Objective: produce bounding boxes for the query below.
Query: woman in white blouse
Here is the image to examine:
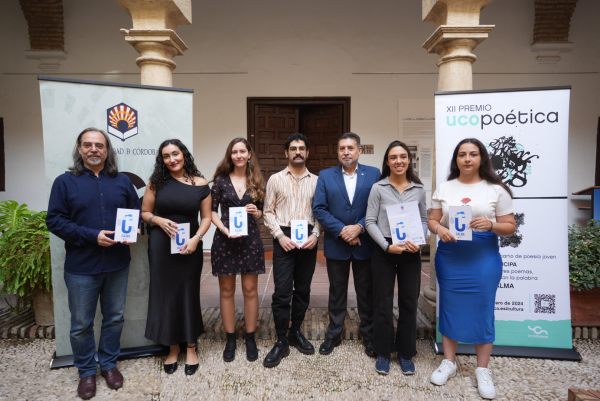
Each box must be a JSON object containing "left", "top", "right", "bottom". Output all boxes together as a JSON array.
[{"left": 428, "top": 138, "right": 516, "bottom": 400}]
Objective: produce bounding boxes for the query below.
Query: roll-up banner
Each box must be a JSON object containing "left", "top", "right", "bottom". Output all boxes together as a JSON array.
[
  {"left": 39, "top": 76, "right": 194, "bottom": 367},
  {"left": 434, "top": 86, "right": 580, "bottom": 360}
]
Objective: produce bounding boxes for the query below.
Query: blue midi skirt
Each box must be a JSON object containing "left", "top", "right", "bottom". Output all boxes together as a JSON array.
[{"left": 435, "top": 231, "right": 502, "bottom": 344}]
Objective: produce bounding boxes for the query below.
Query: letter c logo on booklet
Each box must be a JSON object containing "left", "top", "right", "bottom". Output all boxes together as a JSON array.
[
  {"left": 234, "top": 210, "right": 243, "bottom": 229},
  {"left": 295, "top": 223, "right": 304, "bottom": 241},
  {"left": 176, "top": 227, "right": 186, "bottom": 246},
  {"left": 455, "top": 211, "right": 466, "bottom": 232}
]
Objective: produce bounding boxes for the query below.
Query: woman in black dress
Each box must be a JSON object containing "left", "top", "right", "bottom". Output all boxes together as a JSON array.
[
  {"left": 141, "top": 139, "right": 212, "bottom": 375},
  {"left": 211, "top": 138, "right": 266, "bottom": 362}
]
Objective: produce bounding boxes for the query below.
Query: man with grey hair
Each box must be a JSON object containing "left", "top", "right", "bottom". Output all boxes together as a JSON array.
[
  {"left": 46, "top": 128, "right": 140, "bottom": 399},
  {"left": 313, "top": 132, "right": 380, "bottom": 357}
]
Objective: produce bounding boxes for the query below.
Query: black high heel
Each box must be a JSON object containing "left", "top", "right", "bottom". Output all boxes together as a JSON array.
[{"left": 184, "top": 343, "right": 199, "bottom": 375}]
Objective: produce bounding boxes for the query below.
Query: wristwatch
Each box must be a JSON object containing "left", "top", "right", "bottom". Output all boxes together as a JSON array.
[
  {"left": 357, "top": 223, "right": 365, "bottom": 233},
  {"left": 194, "top": 233, "right": 203, "bottom": 241},
  {"left": 313, "top": 231, "right": 320, "bottom": 238}
]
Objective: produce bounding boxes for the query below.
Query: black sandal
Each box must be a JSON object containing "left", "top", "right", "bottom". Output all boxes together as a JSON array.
[{"left": 184, "top": 343, "right": 199, "bottom": 375}]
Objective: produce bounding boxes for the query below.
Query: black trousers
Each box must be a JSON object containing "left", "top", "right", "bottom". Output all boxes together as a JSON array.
[
  {"left": 326, "top": 257, "right": 373, "bottom": 340},
  {"left": 272, "top": 227, "right": 318, "bottom": 336},
  {"left": 371, "top": 240, "right": 421, "bottom": 359}
]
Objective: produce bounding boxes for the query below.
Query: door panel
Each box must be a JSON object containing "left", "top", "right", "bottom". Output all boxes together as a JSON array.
[
  {"left": 248, "top": 98, "right": 349, "bottom": 251},
  {"left": 301, "top": 105, "right": 344, "bottom": 176}
]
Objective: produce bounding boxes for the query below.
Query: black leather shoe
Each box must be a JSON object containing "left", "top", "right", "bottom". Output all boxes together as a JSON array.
[
  {"left": 246, "top": 337, "right": 258, "bottom": 362},
  {"left": 77, "top": 375, "right": 96, "bottom": 400},
  {"left": 263, "top": 340, "right": 290, "bottom": 367},
  {"left": 364, "top": 338, "right": 376, "bottom": 357},
  {"left": 287, "top": 331, "right": 315, "bottom": 355},
  {"left": 319, "top": 337, "right": 342, "bottom": 355},
  {"left": 223, "top": 337, "right": 236, "bottom": 362},
  {"left": 163, "top": 361, "right": 178, "bottom": 374},
  {"left": 185, "top": 343, "right": 199, "bottom": 375},
  {"left": 184, "top": 363, "right": 199, "bottom": 375}
]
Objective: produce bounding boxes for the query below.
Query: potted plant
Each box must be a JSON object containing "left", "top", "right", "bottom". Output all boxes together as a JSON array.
[
  {"left": 0, "top": 203, "right": 54, "bottom": 326},
  {"left": 568, "top": 219, "right": 600, "bottom": 327}
]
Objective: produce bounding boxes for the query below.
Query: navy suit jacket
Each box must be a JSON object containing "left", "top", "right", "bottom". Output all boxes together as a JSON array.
[{"left": 313, "top": 163, "right": 381, "bottom": 260}]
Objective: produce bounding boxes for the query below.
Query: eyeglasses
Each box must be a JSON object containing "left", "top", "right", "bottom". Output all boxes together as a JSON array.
[
  {"left": 81, "top": 142, "right": 106, "bottom": 150},
  {"left": 288, "top": 146, "right": 306, "bottom": 152}
]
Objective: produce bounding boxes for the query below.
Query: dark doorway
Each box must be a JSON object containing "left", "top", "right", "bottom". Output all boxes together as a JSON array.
[
  {"left": 247, "top": 97, "right": 350, "bottom": 181},
  {"left": 247, "top": 97, "right": 350, "bottom": 251}
]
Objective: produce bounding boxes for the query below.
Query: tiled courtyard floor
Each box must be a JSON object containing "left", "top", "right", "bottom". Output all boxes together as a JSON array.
[
  {"left": 200, "top": 252, "right": 431, "bottom": 309},
  {"left": 1, "top": 337, "right": 599, "bottom": 400}
]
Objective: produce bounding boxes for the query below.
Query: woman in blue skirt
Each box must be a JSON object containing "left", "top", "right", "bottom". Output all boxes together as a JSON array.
[{"left": 428, "top": 138, "right": 516, "bottom": 400}]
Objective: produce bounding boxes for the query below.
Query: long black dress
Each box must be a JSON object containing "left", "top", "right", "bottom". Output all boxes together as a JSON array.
[{"left": 145, "top": 177, "right": 210, "bottom": 345}]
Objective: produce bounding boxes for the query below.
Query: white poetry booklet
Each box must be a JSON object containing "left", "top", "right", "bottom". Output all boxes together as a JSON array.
[
  {"left": 229, "top": 207, "right": 248, "bottom": 236},
  {"left": 291, "top": 220, "right": 308, "bottom": 247},
  {"left": 385, "top": 201, "right": 426, "bottom": 245},
  {"left": 114, "top": 208, "right": 139, "bottom": 242},
  {"left": 171, "top": 223, "right": 190, "bottom": 254},
  {"left": 449, "top": 206, "right": 472, "bottom": 241}
]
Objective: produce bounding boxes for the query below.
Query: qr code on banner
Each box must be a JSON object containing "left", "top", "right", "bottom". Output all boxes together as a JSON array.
[{"left": 534, "top": 294, "right": 556, "bottom": 314}]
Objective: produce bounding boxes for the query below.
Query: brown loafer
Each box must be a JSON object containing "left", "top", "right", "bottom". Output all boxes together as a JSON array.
[
  {"left": 101, "top": 367, "right": 124, "bottom": 389},
  {"left": 77, "top": 375, "right": 96, "bottom": 399}
]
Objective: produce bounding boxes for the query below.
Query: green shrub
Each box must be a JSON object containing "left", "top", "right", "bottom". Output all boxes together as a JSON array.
[
  {"left": 0, "top": 211, "right": 51, "bottom": 313},
  {"left": 568, "top": 219, "right": 600, "bottom": 291}
]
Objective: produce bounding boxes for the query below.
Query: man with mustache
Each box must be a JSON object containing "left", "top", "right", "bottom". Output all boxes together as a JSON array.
[
  {"left": 312, "top": 132, "right": 380, "bottom": 357},
  {"left": 263, "top": 133, "right": 323, "bottom": 367},
  {"left": 46, "top": 128, "right": 140, "bottom": 399}
]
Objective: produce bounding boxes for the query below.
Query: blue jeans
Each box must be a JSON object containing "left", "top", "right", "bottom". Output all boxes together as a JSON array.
[{"left": 64, "top": 266, "right": 129, "bottom": 378}]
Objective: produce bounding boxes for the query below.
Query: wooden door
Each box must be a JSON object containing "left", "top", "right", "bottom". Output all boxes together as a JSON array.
[
  {"left": 301, "top": 105, "right": 344, "bottom": 176},
  {"left": 253, "top": 105, "right": 299, "bottom": 182},
  {"left": 248, "top": 98, "right": 350, "bottom": 251}
]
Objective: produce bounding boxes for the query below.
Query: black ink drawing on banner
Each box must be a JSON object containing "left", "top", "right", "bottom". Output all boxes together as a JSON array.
[
  {"left": 488, "top": 136, "right": 539, "bottom": 188},
  {"left": 500, "top": 212, "right": 524, "bottom": 248}
]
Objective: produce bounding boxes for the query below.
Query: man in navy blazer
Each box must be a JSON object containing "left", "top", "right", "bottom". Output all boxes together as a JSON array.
[{"left": 313, "top": 132, "right": 380, "bottom": 357}]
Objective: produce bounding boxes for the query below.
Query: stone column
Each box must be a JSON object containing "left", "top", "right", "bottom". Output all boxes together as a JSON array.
[
  {"left": 115, "top": 0, "right": 191, "bottom": 87},
  {"left": 418, "top": 0, "right": 494, "bottom": 321}
]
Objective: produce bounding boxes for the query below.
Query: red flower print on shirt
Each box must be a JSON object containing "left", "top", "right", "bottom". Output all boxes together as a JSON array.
[{"left": 461, "top": 198, "right": 471, "bottom": 205}]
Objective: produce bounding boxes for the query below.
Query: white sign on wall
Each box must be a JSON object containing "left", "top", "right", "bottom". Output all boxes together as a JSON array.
[{"left": 434, "top": 87, "right": 573, "bottom": 351}]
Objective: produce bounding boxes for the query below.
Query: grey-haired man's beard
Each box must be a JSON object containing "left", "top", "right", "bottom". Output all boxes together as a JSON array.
[
  {"left": 85, "top": 153, "right": 103, "bottom": 166},
  {"left": 340, "top": 159, "right": 357, "bottom": 167}
]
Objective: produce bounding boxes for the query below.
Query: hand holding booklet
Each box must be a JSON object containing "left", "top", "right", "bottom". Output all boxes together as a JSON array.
[
  {"left": 229, "top": 207, "right": 248, "bottom": 236},
  {"left": 385, "top": 201, "right": 425, "bottom": 246},
  {"left": 291, "top": 220, "right": 308, "bottom": 247},
  {"left": 448, "top": 206, "right": 472, "bottom": 241},
  {"left": 171, "top": 223, "right": 190, "bottom": 254},
  {"left": 114, "top": 208, "right": 140, "bottom": 243}
]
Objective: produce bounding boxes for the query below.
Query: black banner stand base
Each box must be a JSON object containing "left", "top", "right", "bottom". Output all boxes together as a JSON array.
[
  {"left": 435, "top": 342, "right": 581, "bottom": 361},
  {"left": 50, "top": 344, "right": 169, "bottom": 369}
]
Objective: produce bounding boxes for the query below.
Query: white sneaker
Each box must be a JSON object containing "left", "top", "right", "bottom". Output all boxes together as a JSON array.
[
  {"left": 475, "top": 367, "right": 496, "bottom": 399},
  {"left": 430, "top": 359, "right": 457, "bottom": 385}
]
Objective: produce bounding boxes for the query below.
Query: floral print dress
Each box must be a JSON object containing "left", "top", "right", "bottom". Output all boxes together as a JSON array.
[{"left": 210, "top": 175, "right": 265, "bottom": 276}]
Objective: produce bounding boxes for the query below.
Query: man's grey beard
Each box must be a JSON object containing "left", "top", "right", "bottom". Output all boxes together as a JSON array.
[
  {"left": 340, "top": 159, "right": 357, "bottom": 167},
  {"left": 85, "top": 154, "right": 103, "bottom": 166}
]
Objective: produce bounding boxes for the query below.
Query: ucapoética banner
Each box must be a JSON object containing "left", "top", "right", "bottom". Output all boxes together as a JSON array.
[
  {"left": 434, "top": 86, "right": 572, "bottom": 350},
  {"left": 40, "top": 77, "right": 193, "bottom": 358}
]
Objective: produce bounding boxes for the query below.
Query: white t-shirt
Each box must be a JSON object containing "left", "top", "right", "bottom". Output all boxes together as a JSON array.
[{"left": 431, "top": 179, "right": 514, "bottom": 232}]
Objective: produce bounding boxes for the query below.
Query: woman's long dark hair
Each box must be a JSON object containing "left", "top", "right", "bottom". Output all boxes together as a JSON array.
[
  {"left": 211, "top": 138, "right": 265, "bottom": 202},
  {"left": 448, "top": 138, "right": 513, "bottom": 197},
  {"left": 149, "top": 139, "right": 203, "bottom": 191},
  {"left": 69, "top": 127, "right": 119, "bottom": 177},
  {"left": 379, "top": 140, "right": 423, "bottom": 185}
]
